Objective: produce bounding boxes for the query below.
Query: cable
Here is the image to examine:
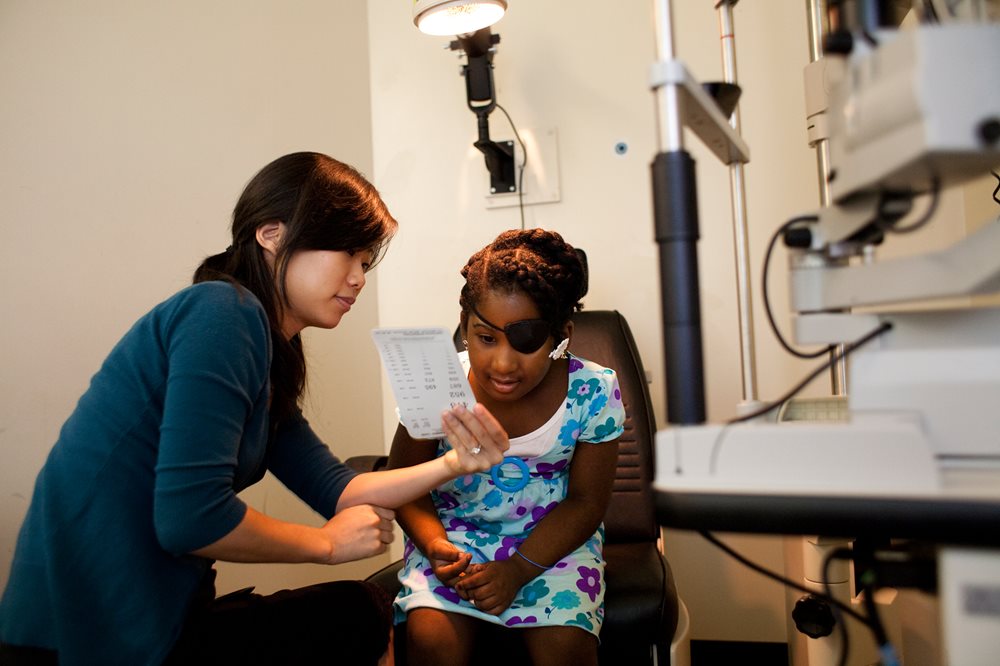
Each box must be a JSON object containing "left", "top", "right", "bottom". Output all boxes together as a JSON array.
[
  {"left": 707, "top": 320, "right": 892, "bottom": 473},
  {"left": 495, "top": 103, "right": 527, "bottom": 230},
  {"left": 822, "top": 547, "right": 854, "bottom": 666},
  {"left": 991, "top": 170, "right": 999, "bottom": 206},
  {"left": 761, "top": 215, "right": 833, "bottom": 360},
  {"left": 699, "top": 531, "right": 874, "bottom": 629},
  {"left": 882, "top": 178, "right": 940, "bottom": 234}
]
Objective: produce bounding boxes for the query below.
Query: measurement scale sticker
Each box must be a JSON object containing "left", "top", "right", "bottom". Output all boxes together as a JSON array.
[{"left": 371, "top": 327, "right": 477, "bottom": 440}]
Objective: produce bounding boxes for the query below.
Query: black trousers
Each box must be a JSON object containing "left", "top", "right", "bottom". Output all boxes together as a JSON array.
[
  {"left": 165, "top": 578, "right": 393, "bottom": 665},
  {"left": 1, "top": 578, "right": 392, "bottom": 666}
]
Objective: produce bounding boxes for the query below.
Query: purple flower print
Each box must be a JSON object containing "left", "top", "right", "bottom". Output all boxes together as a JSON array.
[
  {"left": 446, "top": 517, "right": 479, "bottom": 533},
  {"left": 505, "top": 615, "right": 538, "bottom": 627},
  {"left": 536, "top": 459, "right": 568, "bottom": 480},
  {"left": 525, "top": 501, "right": 558, "bottom": 530},
  {"left": 495, "top": 536, "right": 519, "bottom": 561},
  {"left": 435, "top": 492, "right": 460, "bottom": 511},
  {"left": 576, "top": 566, "right": 602, "bottom": 602},
  {"left": 433, "top": 585, "right": 462, "bottom": 604},
  {"left": 568, "top": 358, "right": 584, "bottom": 373}
]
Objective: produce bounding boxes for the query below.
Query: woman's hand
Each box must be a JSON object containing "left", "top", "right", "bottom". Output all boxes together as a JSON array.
[
  {"left": 453, "top": 558, "right": 534, "bottom": 615},
  {"left": 441, "top": 403, "right": 508, "bottom": 474},
  {"left": 319, "top": 504, "right": 395, "bottom": 564},
  {"left": 426, "top": 537, "right": 473, "bottom": 587}
]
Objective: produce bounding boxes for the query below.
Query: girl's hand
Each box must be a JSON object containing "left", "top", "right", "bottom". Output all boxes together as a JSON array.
[
  {"left": 441, "top": 403, "right": 508, "bottom": 474},
  {"left": 319, "top": 504, "right": 395, "bottom": 564},
  {"left": 426, "top": 537, "right": 473, "bottom": 587},
  {"left": 453, "top": 558, "right": 534, "bottom": 615}
]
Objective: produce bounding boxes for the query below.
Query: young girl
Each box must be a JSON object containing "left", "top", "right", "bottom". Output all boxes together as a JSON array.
[
  {"left": 0, "top": 152, "right": 507, "bottom": 666},
  {"left": 388, "top": 229, "right": 625, "bottom": 666}
]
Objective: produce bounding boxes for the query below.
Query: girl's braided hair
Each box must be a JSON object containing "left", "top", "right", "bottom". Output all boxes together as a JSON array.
[{"left": 459, "top": 229, "right": 586, "bottom": 333}]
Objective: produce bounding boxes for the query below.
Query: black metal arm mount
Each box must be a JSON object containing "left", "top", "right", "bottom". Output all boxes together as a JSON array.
[{"left": 450, "top": 28, "right": 516, "bottom": 194}]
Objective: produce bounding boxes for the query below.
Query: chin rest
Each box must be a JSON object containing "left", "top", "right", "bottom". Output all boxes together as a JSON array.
[{"left": 350, "top": 310, "right": 679, "bottom": 664}]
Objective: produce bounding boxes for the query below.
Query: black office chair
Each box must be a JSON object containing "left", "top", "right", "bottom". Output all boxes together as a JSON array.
[{"left": 350, "top": 310, "right": 680, "bottom": 664}]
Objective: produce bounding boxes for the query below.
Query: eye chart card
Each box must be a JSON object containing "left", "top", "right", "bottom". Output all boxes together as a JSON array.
[{"left": 371, "top": 327, "right": 477, "bottom": 440}]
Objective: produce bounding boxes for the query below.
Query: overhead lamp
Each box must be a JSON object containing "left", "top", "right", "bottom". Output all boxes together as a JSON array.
[
  {"left": 413, "top": 0, "right": 507, "bottom": 37},
  {"left": 414, "top": 0, "right": 516, "bottom": 195}
]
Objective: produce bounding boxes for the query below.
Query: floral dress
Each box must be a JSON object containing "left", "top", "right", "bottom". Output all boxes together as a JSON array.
[{"left": 394, "top": 353, "right": 625, "bottom": 637}]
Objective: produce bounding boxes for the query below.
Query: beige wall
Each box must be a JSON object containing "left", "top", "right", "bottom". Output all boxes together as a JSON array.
[{"left": 0, "top": 0, "right": 390, "bottom": 596}]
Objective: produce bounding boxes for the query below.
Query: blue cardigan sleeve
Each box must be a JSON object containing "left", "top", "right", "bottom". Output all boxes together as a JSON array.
[
  {"left": 153, "top": 284, "right": 271, "bottom": 555},
  {"left": 267, "top": 414, "right": 357, "bottom": 519}
]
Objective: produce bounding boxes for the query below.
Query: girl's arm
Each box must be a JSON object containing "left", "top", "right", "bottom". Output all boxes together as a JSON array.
[
  {"left": 455, "top": 438, "right": 620, "bottom": 612},
  {"left": 385, "top": 422, "right": 476, "bottom": 585},
  {"left": 511, "top": 437, "right": 619, "bottom": 566},
  {"left": 336, "top": 403, "right": 507, "bottom": 512}
]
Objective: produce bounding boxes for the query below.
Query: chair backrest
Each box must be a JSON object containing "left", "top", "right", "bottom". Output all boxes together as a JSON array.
[{"left": 568, "top": 310, "right": 658, "bottom": 545}]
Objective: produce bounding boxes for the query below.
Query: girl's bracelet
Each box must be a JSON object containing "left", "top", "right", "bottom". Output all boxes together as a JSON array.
[{"left": 513, "top": 547, "right": 552, "bottom": 571}]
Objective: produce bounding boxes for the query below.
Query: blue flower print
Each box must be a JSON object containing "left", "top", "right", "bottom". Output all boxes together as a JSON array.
[
  {"left": 569, "top": 378, "right": 601, "bottom": 406},
  {"left": 567, "top": 612, "right": 595, "bottom": 631},
  {"left": 593, "top": 417, "right": 619, "bottom": 441},
  {"left": 482, "top": 488, "right": 502, "bottom": 508},
  {"left": 505, "top": 615, "right": 538, "bottom": 627},
  {"left": 454, "top": 473, "right": 482, "bottom": 494},
  {"left": 469, "top": 529, "right": 501, "bottom": 548},
  {"left": 558, "top": 419, "right": 582, "bottom": 445},
  {"left": 551, "top": 590, "right": 582, "bottom": 610},
  {"left": 587, "top": 393, "right": 608, "bottom": 417},
  {"left": 515, "top": 579, "right": 550, "bottom": 607}
]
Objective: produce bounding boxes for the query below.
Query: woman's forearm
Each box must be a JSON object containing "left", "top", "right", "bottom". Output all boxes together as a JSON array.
[{"left": 190, "top": 506, "right": 331, "bottom": 564}]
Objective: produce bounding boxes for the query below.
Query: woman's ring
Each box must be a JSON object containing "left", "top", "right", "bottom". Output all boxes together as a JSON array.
[{"left": 471, "top": 446, "right": 482, "bottom": 455}]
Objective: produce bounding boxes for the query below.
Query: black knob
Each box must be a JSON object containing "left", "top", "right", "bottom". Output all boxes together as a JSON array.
[
  {"left": 979, "top": 118, "right": 1000, "bottom": 146},
  {"left": 823, "top": 31, "right": 854, "bottom": 56},
  {"left": 792, "top": 595, "right": 836, "bottom": 639}
]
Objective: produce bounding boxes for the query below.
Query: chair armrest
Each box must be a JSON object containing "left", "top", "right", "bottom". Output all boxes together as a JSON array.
[{"left": 344, "top": 454, "right": 389, "bottom": 474}]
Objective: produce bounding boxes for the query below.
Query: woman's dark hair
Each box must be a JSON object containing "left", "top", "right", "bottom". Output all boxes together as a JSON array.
[
  {"left": 194, "top": 152, "right": 397, "bottom": 426},
  {"left": 459, "top": 228, "right": 585, "bottom": 336}
]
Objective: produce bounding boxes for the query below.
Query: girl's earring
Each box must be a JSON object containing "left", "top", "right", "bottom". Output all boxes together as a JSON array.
[
  {"left": 549, "top": 338, "right": 569, "bottom": 360},
  {"left": 462, "top": 339, "right": 469, "bottom": 348}
]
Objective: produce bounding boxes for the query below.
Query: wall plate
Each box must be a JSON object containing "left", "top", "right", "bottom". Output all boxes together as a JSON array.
[{"left": 485, "top": 126, "right": 561, "bottom": 209}]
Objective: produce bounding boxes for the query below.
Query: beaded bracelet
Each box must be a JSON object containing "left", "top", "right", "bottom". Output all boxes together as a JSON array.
[{"left": 513, "top": 548, "right": 552, "bottom": 570}]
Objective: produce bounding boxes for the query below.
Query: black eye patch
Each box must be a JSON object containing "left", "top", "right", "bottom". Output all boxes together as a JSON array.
[{"left": 471, "top": 305, "right": 552, "bottom": 354}]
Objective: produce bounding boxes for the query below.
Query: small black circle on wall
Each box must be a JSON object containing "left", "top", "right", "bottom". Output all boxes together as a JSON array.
[{"left": 614, "top": 141, "right": 628, "bottom": 156}]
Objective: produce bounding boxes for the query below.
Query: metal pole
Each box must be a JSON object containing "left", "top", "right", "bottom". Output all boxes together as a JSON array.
[
  {"left": 651, "top": 0, "right": 707, "bottom": 425},
  {"left": 653, "top": 0, "right": 682, "bottom": 151},
  {"left": 806, "top": 0, "right": 848, "bottom": 396},
  {"left": 717, "top": 2, "right": 759, "bottom": 405}
]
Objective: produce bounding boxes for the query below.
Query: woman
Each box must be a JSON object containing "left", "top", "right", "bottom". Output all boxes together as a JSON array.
[{"left": 0, "top": 152, "right": 508, "bottom": 665}]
